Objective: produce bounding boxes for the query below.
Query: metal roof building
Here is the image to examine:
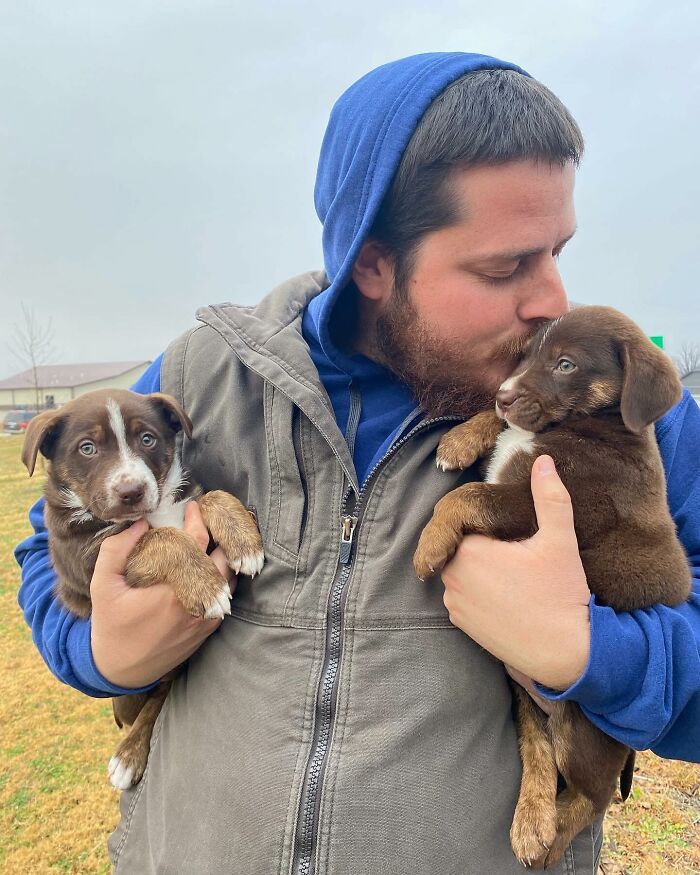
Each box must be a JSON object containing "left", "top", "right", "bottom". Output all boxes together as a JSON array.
[{"left": 0, "top": 361, "right": 151, "bottom": 409}]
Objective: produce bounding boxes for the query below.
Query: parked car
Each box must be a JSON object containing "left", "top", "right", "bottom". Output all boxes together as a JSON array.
[{"left": 3, "top": 410, "right": 40, "bottom": 433}]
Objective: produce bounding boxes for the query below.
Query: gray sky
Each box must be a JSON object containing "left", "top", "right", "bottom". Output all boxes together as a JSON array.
[{"left": 1, "top": 0, "right": 698, "bottom": 379}]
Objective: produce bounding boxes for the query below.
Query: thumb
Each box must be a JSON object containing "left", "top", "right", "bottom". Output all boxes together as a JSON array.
[
  {"left": 530, "top": 455, "right": 576, "bottom": 543},
  {"left": 94, "top": 519, "right": 149, "bottom": 579}
]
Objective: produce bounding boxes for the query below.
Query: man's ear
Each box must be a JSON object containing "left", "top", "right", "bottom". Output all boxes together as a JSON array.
[
  {"left": 351, "top": 239, "right": 395, "bottom": 303},
  {"left": 147, "top": 392, "right": 193, "bottom": 439},
  {"left": 21, "top": 409, "right": 66, "bottom": 476}
]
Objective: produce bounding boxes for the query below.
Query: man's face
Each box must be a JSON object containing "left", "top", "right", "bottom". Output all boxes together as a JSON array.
[{"left": 370, "top": 159, "right": 577, "bottom": 416}]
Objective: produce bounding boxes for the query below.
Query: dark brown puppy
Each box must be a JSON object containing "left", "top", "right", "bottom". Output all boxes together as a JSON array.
[
  {"left": 23, "top": 388, "right": 264, "bottom": 789},
  {"left": 413, "top": 306, "right": 691, "bottom": 869}
]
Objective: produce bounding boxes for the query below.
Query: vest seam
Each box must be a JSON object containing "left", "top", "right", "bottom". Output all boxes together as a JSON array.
[{"left": 283, "top": 414, "right": 318, "bottom": 622}]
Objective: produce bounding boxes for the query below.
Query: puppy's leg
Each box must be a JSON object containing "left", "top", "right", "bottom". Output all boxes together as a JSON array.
[
  {"left": 413, "top": 481, "right": 537, "bottom": 580},
  {"left": 125, "top": 527, "right": 232, "bottom": 619},
  {"left": 108, "top": 681, "right": 171, "bottom": 789},
  {"left": 509, "top": 685, "right": 558, "bottom": 869},
  {"left": 198, "top": 490, "right": 265, "bottom": 578},
  {"left": 436, "top": 410, "right": 504, "bottom": 471},
  {"left": 543, "top": 702, "right": 629, "bottom": 869}
]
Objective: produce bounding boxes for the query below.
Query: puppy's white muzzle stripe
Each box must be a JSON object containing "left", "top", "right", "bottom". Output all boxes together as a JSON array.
[{"left": 105, "top": 399, "right": 159, "bottom": 510}]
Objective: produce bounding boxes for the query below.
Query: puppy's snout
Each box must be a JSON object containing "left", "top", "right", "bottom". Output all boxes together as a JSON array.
[
  {"left": 496, "top": 387, "right": 521, "bottom": 410},
  {"left": 116, "top": 482, "right": 146, "bottom": 506}
]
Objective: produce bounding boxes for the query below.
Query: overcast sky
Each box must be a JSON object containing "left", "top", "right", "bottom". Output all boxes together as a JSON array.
[{"left": 1, "top": 0, "right": 698, "bottom": 379}]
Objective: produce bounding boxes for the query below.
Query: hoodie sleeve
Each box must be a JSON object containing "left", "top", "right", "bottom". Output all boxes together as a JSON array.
[
  {"left": 14, "top": 355, "right": 163, "bottom": 698},
  {"left": 536, "top": 390, "right": 700, "bottom": 762}
]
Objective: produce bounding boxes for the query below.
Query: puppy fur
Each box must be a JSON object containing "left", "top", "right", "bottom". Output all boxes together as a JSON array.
[
  {"left": 23, "top": 389, "right": 264, "bottom": 789},
  {"left": 414, "top": 306, "right": 691, "bottom": 868}
]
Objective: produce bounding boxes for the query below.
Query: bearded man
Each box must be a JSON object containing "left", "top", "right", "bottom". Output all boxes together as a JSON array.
[{"left": 17, "top": 52, "right": 700, "bottom": 874}]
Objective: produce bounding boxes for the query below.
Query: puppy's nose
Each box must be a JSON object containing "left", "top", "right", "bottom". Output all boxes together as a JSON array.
[
  {"left": 496, "top": 388, "right": 521, "bottom": 410},
  {"left": 117, "top": 483, "right": 145, "bottom": 506}
]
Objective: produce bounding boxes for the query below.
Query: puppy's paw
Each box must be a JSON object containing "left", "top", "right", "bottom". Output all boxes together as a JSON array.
[
  {"left": 435, "top": 422, "right": 488, "bottom": 471},
  {"left": 172, "top": 556, "right": 232, "bottom": 619},
  {"left": 229, "top": 548, "right": 265, "bottom": 578},
  {"left": 510, "top": 797, "right": 557, "bottom": 869},
  {"left": 413, "top": 520, "right": 459, "bottom": 581},
  {"left": 108, "top": 745, "right": 147, "bottom": 790},
  {"left": 202, "top": 582, "right": 233, "bottom": 619}
]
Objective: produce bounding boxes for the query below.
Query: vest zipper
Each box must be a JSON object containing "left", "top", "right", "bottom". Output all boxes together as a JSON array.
[{"left": 291, "top": 414, "right": 462, "bottom": 875}]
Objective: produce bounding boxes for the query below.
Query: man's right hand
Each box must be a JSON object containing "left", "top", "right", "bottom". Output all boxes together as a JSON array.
[{"left": 90, "top": 502, "right": 236, "bottom": 689}]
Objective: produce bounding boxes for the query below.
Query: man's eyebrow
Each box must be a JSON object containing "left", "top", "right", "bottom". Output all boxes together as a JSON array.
[{"left": 470, "top": 229, "right": 578, "bottom": 263}]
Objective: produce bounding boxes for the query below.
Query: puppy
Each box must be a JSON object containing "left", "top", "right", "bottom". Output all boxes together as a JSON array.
[
  {"left": 22, "top": 388, "right": 264, "bottom": 789},
  {"left": 413, "top": 306, "right": 691, "bottom": 869}
]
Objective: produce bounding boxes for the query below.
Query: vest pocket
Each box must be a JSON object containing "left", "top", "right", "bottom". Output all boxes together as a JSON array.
[{"left": 263, "top": 382, "right": 307, "bottom": 564}]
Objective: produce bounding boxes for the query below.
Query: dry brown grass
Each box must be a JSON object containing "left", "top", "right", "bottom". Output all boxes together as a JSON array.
[{"left": 1, "top": 433, "right": 698, "bottom": 873}]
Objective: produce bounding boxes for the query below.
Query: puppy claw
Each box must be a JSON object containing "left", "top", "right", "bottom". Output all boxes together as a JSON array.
[
  {"left": 203, "top": 585, "right": 232, "bottom": 619},
  {"left": 229, "top": 550, "right": 264, "bottom": 578},
  {"left": 435, "top": 455, "right": 458, "bottom": 472}
]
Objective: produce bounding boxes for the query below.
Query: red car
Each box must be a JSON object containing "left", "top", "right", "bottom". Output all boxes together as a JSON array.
[{"left": 3, "top": 410, "right": 40, "bottom": 433}]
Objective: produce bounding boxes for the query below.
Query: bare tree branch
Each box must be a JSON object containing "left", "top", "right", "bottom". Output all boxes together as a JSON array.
[
  {"left": 10, "top": 304, "right": 57, "bottom": 408},
  {"left": 673, "top": 342, "right": 700, "bottom": 380}
]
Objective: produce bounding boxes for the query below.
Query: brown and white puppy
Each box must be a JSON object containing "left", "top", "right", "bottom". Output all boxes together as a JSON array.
[
  {"left": 413, "top": 306, "right": 691, "bottom": 869},
  {"left": 23, "top": 388, "right": 264, "bottom": 790}
]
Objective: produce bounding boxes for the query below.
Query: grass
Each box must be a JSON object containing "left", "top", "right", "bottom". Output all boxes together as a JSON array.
[{"left": 0, "top": 433, "right": 699, "bottom": 872}]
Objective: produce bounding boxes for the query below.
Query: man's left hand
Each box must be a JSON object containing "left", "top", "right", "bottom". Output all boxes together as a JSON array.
[{"left": 441, "top": 454, "right": 591, "bottom": 691}]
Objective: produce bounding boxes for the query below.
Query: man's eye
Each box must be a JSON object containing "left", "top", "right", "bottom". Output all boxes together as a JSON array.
[
  {"left": 556, "top": 359, "right": 577, "bottom": 373},
  {"left": 483, "top": 266, "right": 520, "bottom": 285},
  {"left": 79, "top": 440, "right": 97, "bottom": 456},
  {"left": 141, "top": 432, "right": 157, "bottom": 448}
]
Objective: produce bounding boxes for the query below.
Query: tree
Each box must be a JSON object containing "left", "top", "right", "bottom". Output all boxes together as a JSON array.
[
  {"left": 674, "top": 342, "right": 700, "bottom": 380},
  {"left": 11, "top": 304, "right": 57, "bottom": 409}
]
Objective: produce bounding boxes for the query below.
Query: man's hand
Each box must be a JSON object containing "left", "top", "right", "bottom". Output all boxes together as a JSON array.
[
  {"left": 441, "top": 455, "right": 591, "bottom": 691},
  {"left": 90, "top": 502, "right": 236, "bottom": 689}
]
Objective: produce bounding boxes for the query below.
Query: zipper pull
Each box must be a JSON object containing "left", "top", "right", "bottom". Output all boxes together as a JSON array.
[{"left": 339, "top": 516, "right": 358, "bottom": 564}]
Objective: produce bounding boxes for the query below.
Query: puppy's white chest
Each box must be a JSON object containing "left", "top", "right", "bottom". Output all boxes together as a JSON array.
[
  {"left": 145, "top": 495, "right": 187, "bottom": 530},
  {"left": 486, "top": 426, "right": 536, "bottom": 484},
  {"left": 144, "top": 457, "right": 188, "bottom": 530}
]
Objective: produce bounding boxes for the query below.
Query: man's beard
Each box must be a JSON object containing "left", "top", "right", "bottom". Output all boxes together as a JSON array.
[{"left": 375, "top": 284, "right": 535, "bottom": 418}]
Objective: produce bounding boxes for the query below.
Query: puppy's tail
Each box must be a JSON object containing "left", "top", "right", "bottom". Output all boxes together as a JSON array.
[{"left": 619, "top": 749, "right": 636, "bottom": 801}]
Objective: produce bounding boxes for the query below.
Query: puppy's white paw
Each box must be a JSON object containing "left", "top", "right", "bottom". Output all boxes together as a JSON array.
[
  {"left": 203, "top": 584, "right": 232, "bottom": 619},
  {"left": 108, "top": 756, "right": 135, "bottom": 791},
  {"left": 230, "top": 550, "right": 265, "bottom": 578}
]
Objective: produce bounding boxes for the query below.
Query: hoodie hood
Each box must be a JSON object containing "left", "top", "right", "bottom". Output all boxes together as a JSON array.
[{"left": 310, "top": 51, "right": 527, "bottom": 361}]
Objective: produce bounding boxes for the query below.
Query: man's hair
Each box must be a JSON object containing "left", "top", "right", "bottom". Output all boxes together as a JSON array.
[{"left": 370, "top": 69, "right": 585, "bottom": 289}]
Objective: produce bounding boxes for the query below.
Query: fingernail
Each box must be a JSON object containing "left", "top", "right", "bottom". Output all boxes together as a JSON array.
[{"left": 535, "top": 455, "right": 556, "bottom": 477}]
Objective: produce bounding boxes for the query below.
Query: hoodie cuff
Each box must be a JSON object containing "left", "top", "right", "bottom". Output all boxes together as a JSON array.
[
  {"left": 534, "top": 594, "right": 648, "bottom": 713},
  {"left": 67, "top": 619, "right": 158, "bottom": 698}
]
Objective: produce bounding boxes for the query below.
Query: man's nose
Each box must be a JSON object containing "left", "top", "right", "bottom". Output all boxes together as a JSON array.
[{"left": 517, "top": 259, "right": 568, "bottom": 323}]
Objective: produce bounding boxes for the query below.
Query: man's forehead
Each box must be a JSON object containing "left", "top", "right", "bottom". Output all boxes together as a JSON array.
[{"left": 433, "top": 162, "right": 577, "bottom": 259}]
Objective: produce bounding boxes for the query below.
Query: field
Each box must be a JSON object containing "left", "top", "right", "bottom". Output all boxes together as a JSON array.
[{"left": 0, "top": 433, "right": 699, "bottom": 873}]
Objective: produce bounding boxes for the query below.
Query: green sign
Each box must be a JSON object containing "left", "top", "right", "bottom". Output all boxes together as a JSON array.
[{"left": 650, "top": 336, "right": 664, "bottom": 349}]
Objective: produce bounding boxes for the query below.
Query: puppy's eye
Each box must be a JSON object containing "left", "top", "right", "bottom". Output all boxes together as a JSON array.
[
  {"left": 79, "top": 440, "right": 97, "bottom": 457},
  {"left": 141, "top": 432, "right": 157, "bottom": 448},
  {"left": 556, "top": 359, "right": 577, "bottom": 373}
]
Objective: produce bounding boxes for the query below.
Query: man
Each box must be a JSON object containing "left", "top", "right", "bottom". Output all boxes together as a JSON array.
[{"left": 17, "top": 53, "right": 700, "bottom": 874}]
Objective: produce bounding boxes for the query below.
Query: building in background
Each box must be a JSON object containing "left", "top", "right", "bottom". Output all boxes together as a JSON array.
[
  {"left": 682, "top": 370, "right": 700, "bottom": 405},
  {"left": 0, "top": 361, "right": 151, "bottom": 410}
]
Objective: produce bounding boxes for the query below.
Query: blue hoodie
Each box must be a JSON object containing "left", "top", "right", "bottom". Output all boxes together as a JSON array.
[{"left": 15, "top": 52, "right": 700, "bottom": 761}]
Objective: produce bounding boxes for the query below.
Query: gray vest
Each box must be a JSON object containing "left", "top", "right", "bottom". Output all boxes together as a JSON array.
[{"left": 109, "top": 272, "right": 602, "bottom": 874}]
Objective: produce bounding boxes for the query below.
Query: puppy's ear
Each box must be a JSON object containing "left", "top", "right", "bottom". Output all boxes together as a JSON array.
[
  {"left": 21, "top": 409, "right": 66, "bottom": 476},
  {"left": 148, "top": 392, "right": 193, "bottom": 439},
  {"left": 619, "top": 339, "right": 682, "bottom": 433}
]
